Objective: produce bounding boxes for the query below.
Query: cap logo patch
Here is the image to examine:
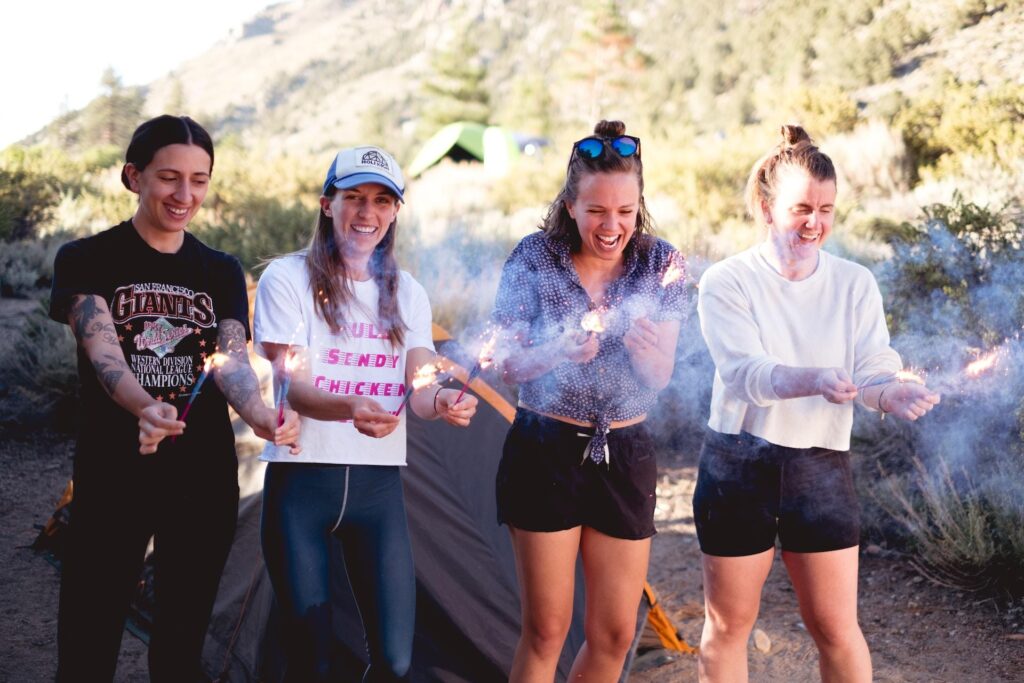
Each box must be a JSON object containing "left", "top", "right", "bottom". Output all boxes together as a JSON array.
[{"left": 360, "top": 150, "right": 389, "bottom": 169}]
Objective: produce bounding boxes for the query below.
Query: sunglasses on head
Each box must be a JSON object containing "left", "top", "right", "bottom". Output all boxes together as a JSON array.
[{"left": 572, "top": 135, "right": 641, "bottom": 160}]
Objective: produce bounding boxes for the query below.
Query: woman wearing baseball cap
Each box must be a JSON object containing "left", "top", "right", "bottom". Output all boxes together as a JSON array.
[{"left": 253, "top": 145, "right": 478, "bottom": 682}]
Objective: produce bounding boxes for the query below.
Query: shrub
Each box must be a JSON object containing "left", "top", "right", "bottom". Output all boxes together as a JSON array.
[
  {"left": 896, "top": 79, "right": 1024, "bottom": 180},
  {"left": 859, "top": 194, "right": 1024, "bottom": 595},
  {"left": 0, "top": 236, "right": 67, "bottom": 298},
  {"left": 0, "top": 303, "right": 79, "bottom": 431}
]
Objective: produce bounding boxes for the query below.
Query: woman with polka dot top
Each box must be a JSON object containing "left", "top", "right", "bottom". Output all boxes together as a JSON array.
[{"left": 491, "top": 119, "right": 689, "bottom": 682}]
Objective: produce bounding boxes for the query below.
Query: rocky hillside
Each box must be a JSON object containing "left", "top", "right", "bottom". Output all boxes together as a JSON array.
[{"left": 27, "top": 0, "right": 1024, "bottom": 157}]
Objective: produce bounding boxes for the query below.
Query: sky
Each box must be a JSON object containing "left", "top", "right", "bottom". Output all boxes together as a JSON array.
[{"left": 0, "top": 1, "right": 274, "bottom": 149}]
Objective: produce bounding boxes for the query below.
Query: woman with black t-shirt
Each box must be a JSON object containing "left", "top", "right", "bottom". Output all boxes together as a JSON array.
[{"left": 48, "top": 115, "right": 300, "bottom": 683}]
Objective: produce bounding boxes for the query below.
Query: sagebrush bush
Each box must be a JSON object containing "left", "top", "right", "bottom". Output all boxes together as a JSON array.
[
  {"left": 0, "top": 236, "right": 67, "bottom": 298},
  {"left": 857, "top": 194, "right": 1024, "bottom": 595},
  {"left": 0, "top": 304, "right": 79, "bottom": 431}
]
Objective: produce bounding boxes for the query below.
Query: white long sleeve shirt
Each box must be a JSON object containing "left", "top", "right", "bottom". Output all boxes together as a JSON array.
[{"left": 697, "top": 246, "right": 901, "bottom": 450}]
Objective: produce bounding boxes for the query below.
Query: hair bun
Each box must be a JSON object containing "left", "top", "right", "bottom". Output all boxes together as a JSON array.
[
  {"left": 594, "top": 120, "right": 626, "bottom": 137},
  {"left": 780, "top": 124, "right": 812, "bottom": 148}
]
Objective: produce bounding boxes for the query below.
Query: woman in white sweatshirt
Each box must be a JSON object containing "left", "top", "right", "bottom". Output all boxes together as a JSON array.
[{"left": 694, "top": 125, "right": 940, "bottom": 683}]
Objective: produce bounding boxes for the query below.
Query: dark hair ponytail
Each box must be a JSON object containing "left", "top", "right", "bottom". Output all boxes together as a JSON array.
[{"left": 120, "top": 115, "right": 215, "bottom": 189}]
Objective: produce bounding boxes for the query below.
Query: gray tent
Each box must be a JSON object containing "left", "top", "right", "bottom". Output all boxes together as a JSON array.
[{"left": 38, "top": 327, "right": 690, "bottom": 681}]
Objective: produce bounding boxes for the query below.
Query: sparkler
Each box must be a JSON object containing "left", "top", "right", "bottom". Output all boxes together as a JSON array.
[
  {"left": 173, "top": 353, "right": 229, "bottom": 441},
  {"left": 396, "top": 361, "right": 444, "bottom": 416},
  {"left": 453, "top": 331, "right": 498, "bottom": 406},
  {"left": 856, "top": 369, "right": 926, "bottom": 390},
  {"left": 276, "top": 350, "right": 300, "bottom": 427}
]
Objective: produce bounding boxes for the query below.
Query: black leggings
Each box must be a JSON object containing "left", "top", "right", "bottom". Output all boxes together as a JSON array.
[
  {"left": 261, "top": 462, "right": 415, "bottom": 683},
  {"left": 56, "top": 450, "right": 238, "bottom": 683}
]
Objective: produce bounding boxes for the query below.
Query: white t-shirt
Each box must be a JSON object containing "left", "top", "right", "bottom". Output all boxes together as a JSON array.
[
  {"left": 697, "top": 246, "right": 901, "bottom": 451},
  {"left": 253, "top": 253, "right": 434, "bottom": 465}
]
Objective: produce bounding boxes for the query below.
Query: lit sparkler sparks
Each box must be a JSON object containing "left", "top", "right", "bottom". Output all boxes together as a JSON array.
[
  {"left": 453, "top": 330, "right": 499, "bottom": 406},
  {"left": 964, "top": 349, "right": 1001, "bottom": 378},
  {"left": 396, "top": 361, "right": 444, "bottom": 416},
  {"left": 856, "top": 368, "right": 926, "bottom": 390},
  {"left": 581, "top": 308, "right": 608, "bottom": 335},
  {"left": 660, "top": 252, "right": 686, "bottom": 287}
]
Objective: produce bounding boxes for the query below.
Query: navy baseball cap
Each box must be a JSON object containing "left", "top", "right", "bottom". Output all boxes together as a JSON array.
[{"left": 322, "top": 146, "right": 405, "bottom": 201}]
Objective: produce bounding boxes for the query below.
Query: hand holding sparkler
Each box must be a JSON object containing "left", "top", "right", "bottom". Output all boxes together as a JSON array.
[
  {"left": 351, "top": 398, "right": 401, "bottom": 438},
  {"left": 876, "top": 381, "right": 941, "bottom": 421},
  {"left": 623, "top": 317, "right": 660, "bottom": 355},
  {"left": 434, "top": 388, "right": 478, "bottom": 427},
  {"left": 567, "top": 309, "right": 604, "bottom": 364},
  {"left": 138, "top": 403, "right": 185, "bottom": 455},
  {"left": 816, "top": 367, "right": 859, "bottom": 404}
]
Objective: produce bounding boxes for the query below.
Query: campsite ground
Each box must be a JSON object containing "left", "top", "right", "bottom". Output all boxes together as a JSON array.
[
  {"left": 4, "top": 436, "right": 1024, "bottom": 682},
  {"left": 1, "top": 300, "right": 1023, "bottom": 682}
]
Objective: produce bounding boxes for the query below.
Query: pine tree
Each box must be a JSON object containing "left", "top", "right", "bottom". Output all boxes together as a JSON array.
[{"left": 419, "top": 27, "right": 491, "bottom": 136}]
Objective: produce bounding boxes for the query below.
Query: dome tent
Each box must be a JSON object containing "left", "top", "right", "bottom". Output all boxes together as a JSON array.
[{"left": 407, "top": 122, "right": 521, "bottom": 178}]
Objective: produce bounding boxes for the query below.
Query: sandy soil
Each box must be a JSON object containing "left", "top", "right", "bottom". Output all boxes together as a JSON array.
[{"left": 2, "top": 297, "right": 1023, "bottom": 682}]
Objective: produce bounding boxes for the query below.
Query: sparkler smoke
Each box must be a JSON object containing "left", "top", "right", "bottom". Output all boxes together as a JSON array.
[
  {"left": 396, "top": 204, "right": 1022, "bottom": 524},
  {"left": 868, "top": 208, "right": 1024, "bottom": 518}
]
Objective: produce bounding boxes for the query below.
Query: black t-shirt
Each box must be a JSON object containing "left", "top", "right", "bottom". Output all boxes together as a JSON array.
[{"left": 50, "top": 221, "right": 250, "bottom": 462}]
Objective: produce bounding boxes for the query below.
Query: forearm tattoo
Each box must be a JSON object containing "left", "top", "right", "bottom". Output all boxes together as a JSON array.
[
  {"left": 70, "top": 295, "right": 118, "bottom": 345},
  {"left": 91, "top": 352, "right": 130, "bottom": 396},
  {"left": 216, "top": 320, "right": 261, "bottom": 413},
  {"left": 218, "top": 319, "right": 250, "bottom": 361}
]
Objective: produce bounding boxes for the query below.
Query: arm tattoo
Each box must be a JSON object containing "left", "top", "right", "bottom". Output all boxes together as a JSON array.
[
  {"left": 216, "top": 319, "right": 261, "bottom": 412},
  {"left": 91, "top": 353, "right": 130, "bottom": 396},
  {"left": 217, "top": 319, "right": 250, "bottom": 362},
  {"left": 218, "top": 361, "right": 261, "bottom": 413},
  {"left": 70, "top": 295, "right": 116, "bottom": 343}
]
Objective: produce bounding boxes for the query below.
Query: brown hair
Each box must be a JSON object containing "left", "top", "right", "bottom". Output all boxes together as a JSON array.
[
  {"left": 304, "top": 186, "right": 406, "bottom": 347},
  {"left": 745, "top": 124, "right": 836, "bottom": 225},
  {"left": 541, "top": 120, "right": 654, "bottom": 254}
]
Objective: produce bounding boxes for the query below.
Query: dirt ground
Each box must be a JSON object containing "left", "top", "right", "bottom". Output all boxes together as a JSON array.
[
  {"left": 4, "top": 436, "right": 1023, "bottom": 682},
  {"left": 2, "top": 297, "right": 1023, "bottom": 682}
]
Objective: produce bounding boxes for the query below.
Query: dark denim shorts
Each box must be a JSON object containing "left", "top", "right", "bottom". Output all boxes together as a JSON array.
[
  {"left": 693, "top": 429, "right": 860, "bottom": 556},
  {"left": 496, "top": 408, "right": 658, "bottom": 540}
]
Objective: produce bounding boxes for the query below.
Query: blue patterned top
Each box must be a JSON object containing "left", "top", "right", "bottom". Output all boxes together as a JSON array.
[{"left": 492, "top": 230, "right": 689, "bottom": 462}]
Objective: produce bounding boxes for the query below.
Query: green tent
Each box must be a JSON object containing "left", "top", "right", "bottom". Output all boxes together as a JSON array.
[{"left": 407, "top": 122, "right": 520, "bottom": 178}]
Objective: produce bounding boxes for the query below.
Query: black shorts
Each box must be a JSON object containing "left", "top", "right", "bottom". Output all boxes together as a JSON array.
[
  {"left": 693, "top": 429, "right": 860, "bottom": 556},
  {"left": 496, "top": 408, "right": 658, "bottom": 540}
]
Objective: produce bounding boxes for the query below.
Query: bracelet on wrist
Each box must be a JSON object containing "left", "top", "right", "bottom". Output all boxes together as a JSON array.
[
  {"left": 878, "top": 383, "right": 895, "bottom": 420},
  {"left": 433, "top": 385, "right": 444, "bottom": 416}
]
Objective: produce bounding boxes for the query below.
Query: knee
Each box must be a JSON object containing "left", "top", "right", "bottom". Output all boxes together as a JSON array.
[
  {"left": 703, "top": 604, "right": 759, "bottom": 645},
  {"left": 521, "top": 613, "right": 572, "bottom": 659},
  {"left": 584, "top": 618, "right": 637, "bottom": 658},
  {"left": 803, "top": 614, "right": 864, "bottom": 651}
]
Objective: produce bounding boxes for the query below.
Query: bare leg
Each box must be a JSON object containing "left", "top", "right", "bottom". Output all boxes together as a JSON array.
[
  {"left": 567, "top": 527, "right": 651, "bottom": 682},
  {"left": 698, "top": 549, "right": 775, "bottom": 682},
  {"left": 508, "top": 526, "right": 581, "bottom": 683},
  {"left": 782, "top": 547, "right": 871, "bottom": 683}
]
